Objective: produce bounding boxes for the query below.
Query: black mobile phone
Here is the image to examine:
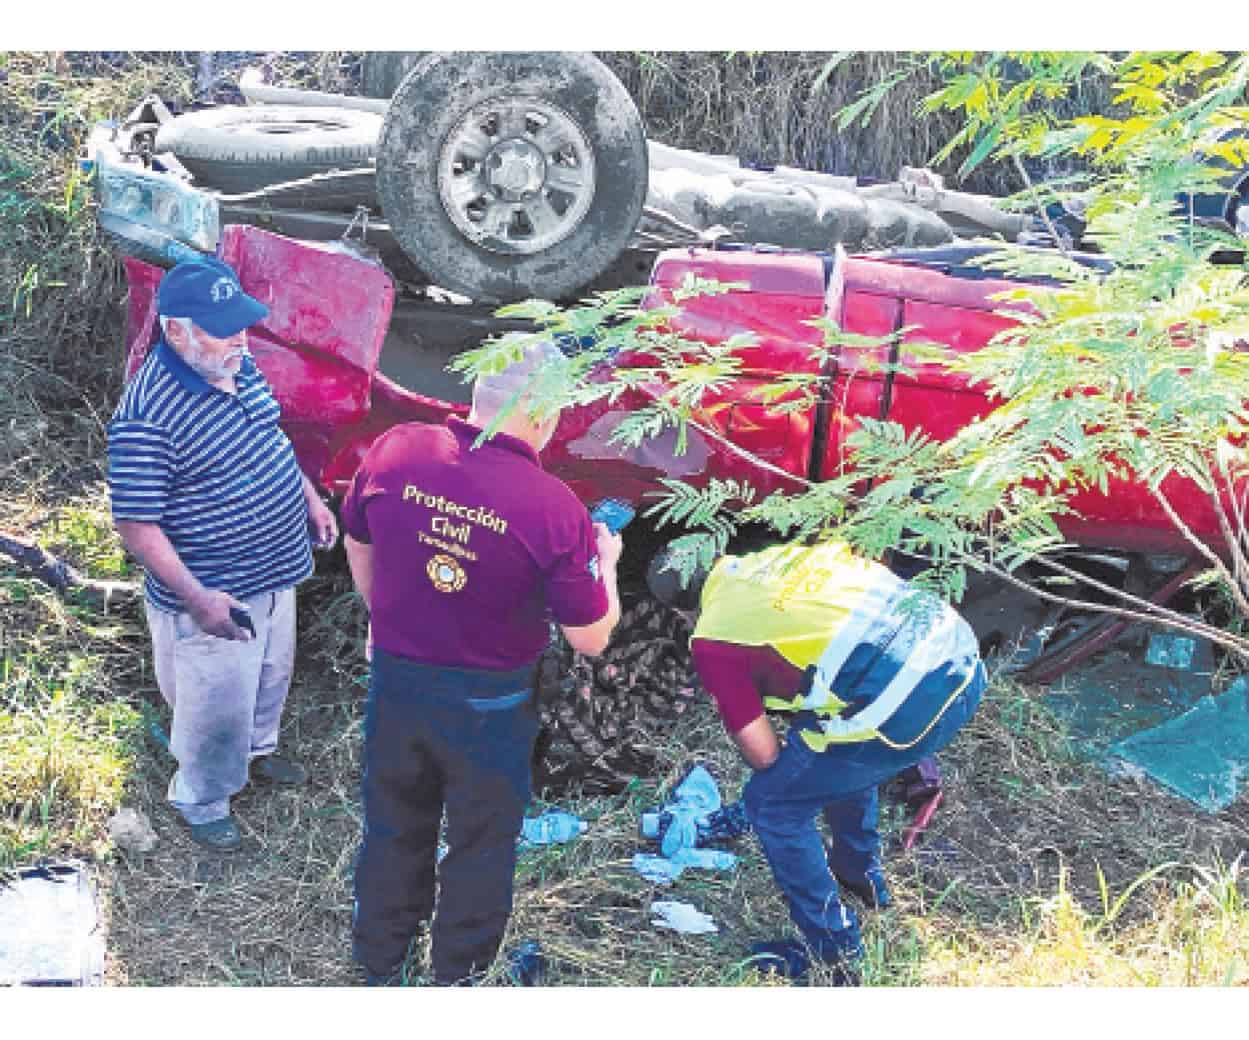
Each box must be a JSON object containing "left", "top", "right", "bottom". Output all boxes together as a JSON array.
[
  {"left": 229, "top": 606, "right": 256, "bottom": 637},
  {"left": 590, "top": 498, "right": 636, "bottom": 535}
]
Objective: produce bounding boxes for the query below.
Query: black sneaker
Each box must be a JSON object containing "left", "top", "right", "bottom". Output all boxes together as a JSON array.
[
  {"left": 251, "top": 754, "right": 308, "bottom": 786},
  {"left": 835, "top": 868, "right": 893, "bottom": 911},
  {"left": 750, "top": 940, "right": 811, "bottom": 982},
  {"left": 187, "top": 815, "right": 241, "bottom": 852},
  {"left": 751, "top": 938, "right": 862, "bottom": 986}
]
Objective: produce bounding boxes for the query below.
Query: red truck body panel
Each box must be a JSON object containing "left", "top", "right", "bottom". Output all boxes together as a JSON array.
[{"left": 119, "top": 227, "right": 1232, "bottom": 560}]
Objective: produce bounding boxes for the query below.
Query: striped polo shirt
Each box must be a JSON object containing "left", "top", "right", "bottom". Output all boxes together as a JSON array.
[{"left": 107, "top": 339, "right": 313, "bottom": 614}]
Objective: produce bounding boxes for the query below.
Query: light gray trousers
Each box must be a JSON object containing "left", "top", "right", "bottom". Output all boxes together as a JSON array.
[{"left": 145, "top": 587, "right": 297, "bottom": 825}]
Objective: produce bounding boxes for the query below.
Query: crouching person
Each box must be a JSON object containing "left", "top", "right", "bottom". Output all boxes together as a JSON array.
[
  {"left": 647, "top": 539, "right": 985, "bottom": 984},
  {"left": 342, "top": 338, "right": 622, "bottom": 986},
  {"left": 107, "top": 257, "right": 338, "bottom": 852}
]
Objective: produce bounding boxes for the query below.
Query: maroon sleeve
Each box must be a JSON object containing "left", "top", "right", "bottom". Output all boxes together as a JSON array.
[
  {"left": 690, "top": 639, "right": 768, "bottom": 735},
  {"left": 339, "top": 457, "right": 374, "bottom": 544},
  {"left": 544, "top": 507, "right": 609, "bottom": 628}
]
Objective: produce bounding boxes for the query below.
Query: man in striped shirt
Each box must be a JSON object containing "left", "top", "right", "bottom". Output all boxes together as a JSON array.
[
  {"left": 107, "top": 256, "right": 337, "bottom": 852},
  {"left": 648, "top": 539, "right": 985, "bottom": 984}
]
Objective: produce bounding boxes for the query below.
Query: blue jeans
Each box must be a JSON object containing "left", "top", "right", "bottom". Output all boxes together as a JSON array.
[
  {"left": 351, "top": 650, "right": 539, "bottom": 984},
  {"left": 742, "top": 662, "right": 985, "bottom": 959}
]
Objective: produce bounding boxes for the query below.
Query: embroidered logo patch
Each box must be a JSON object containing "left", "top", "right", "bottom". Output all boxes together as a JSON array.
[
  {"left": 427, "top": 553, "right": 467, "bottom": 593},
  {"left": 210, "top": 277, "right": 237, "bottom": 303}
]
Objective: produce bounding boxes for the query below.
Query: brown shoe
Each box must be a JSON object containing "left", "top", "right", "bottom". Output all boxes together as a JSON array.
[{"left": 251, "top": 754, "right": 308, "bottom": 786}]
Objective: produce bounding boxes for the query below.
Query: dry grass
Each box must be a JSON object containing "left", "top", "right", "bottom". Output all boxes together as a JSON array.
[
  {"left": 601, "top": 52, "right": 1113, "bottom": 196},
  {"left": 1, "top": 49, "right": 1245, "bottom": 989},
  {"left": 86, "top": 577, "right": 1249, "bottom": 986}
]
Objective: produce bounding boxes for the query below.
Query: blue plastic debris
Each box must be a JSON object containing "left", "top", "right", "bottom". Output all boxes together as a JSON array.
[
  {"left": 1108, "top": 679, "right": 1249, "bottom": 813},
  {"left": 632, "top": 848, "right": 738, "bottom": 885},
  {"left": 505, "top": 940, "right": 546, "bottom": 986},
  {"left": 1046, "top": 626, "right": 1216, "bottom": 752},
  {"left": 633, "top": 765, "right": 740, "bottom": 882},
  {"left": 650, "top": 899, "right": 719, "bottom": 934},
  {"left": 519, "top": 810, "right": 587, "bottom": 847}
]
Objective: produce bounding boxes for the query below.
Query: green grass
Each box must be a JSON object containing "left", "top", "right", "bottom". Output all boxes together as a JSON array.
[
  {"left": 0, "top": 647, "right": 142, "bottom": 872},
  {"left": 0, "top": 49, "right": 1244, "bottom": 987},
  {"left": 39, "top": 501, "right": 134, "bottom": 580}
]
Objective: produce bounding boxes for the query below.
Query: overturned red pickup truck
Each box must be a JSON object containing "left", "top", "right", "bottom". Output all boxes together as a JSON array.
[
  {"left": 121, "top": 224, "right": 1235, "bottom": 681},
  {"left": 121, "top": 224, "right": 1223, "bottom": 555}
]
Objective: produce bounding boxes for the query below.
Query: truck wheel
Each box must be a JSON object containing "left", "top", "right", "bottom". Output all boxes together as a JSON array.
[
  {"left": 360, "top": 51, "right": 428, "bottom": 99},
  {"left": 376, "top": 52, "right": 648, "bottom": 303},
  {"left": 154, "top": 105, "right": 382, "bottom": 197}
]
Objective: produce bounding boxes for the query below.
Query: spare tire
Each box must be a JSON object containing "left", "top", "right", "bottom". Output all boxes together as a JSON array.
[
  {"left": 154, "top": 105, "right": 382, "bottom": 197},
  {"left": 376, "top": 52, "right": 648, "bottom": 303}
]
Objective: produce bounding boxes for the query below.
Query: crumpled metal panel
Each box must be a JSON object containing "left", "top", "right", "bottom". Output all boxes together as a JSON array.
[{"left": 218, "top": 226, "right": 394, "bottom": 427}]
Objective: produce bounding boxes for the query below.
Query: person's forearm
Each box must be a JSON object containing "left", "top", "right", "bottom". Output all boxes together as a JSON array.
[
  {"left": 300, "top": 472, "right": 319, "bottom": 501},
  {"left": 115, "top": 520, "right": 205, "bottom": 605},
  {"left": 600, "top": 559, "right": 621, "bottom": 632},
  {"left": 344, "top": 535, "right": 374, "bottom": 611},
  {"left": 732, "top": 715, "right": 781, "bottom": 771}
]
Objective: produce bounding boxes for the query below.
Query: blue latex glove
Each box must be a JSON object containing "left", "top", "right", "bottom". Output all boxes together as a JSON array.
[
  {"left": 659, "top": 807, "right": 701, "bottom": 858},
  {"left": 632, "top": 848, "right": 737, "bottom": 883},
  {"left": 650, "top": 900, "right": 719, "bottom": 934},
  {"left": 632, "top": 853, "right": 682, "bottom": 884},
  {"left": 671, "top": 848, "right": 737, "bottom": 872},
  {"left": 657, "top": 765, "right": 724, "bottom": 857},
  {"left": 671, "top": 764, "right": 722, "bottom": 816}
]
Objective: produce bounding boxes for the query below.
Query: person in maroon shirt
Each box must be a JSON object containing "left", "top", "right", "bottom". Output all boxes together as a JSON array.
[{"left": 342, "top": 338, "right": 622, "bottom": 986}]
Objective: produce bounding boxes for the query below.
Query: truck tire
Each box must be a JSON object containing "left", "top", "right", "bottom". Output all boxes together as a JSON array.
[
  {"left": 154, "top": 105, "right": 382, "bottom": 197},
  {"left": 360, "top": 51, "right": 428, "bottom": 99},
  {"left": 376, "top": 52, "right": 648, "bottom": 303}
]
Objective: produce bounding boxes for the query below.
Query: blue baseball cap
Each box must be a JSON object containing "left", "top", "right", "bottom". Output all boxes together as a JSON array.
[{"left": 157, "top": 255, "right": 268, "bottom": 337}]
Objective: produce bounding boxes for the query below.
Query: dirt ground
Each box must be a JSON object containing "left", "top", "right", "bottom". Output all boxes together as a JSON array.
[{"left": 94, "top": 568, "right": 1249, "bottom": 987}]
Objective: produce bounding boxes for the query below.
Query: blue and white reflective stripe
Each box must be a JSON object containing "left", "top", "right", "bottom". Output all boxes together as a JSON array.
[
  {"left": 813, "top": 606, "right": 966, "bottom": 741},
  {"left": 800, "top": 577, "right": 907, "bottom": 711}
]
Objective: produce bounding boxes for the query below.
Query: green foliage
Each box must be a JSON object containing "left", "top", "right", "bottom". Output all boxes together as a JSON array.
[
  {"left": 0, "top": 651, "right": 142, "bottom": 870},
  {"left": 833, "top": 52, "right": 1249, "bottom": 645},
  {"left": 476, "top": 54, "right": 1249, "bottom": 655},
  {"left": 40, "top": 503, "right": 133, "bottom": 580},
  {"left": 450, "top": 274, "right": 755, "bottom": 460}
]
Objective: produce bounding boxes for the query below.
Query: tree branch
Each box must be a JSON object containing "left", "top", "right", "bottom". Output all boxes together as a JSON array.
[
  {"left": 970, "top": 553, "right": 1249, "bottom": 659},
  {"left": 0, "top": 530, "right": 140, "bottom": 611},
  {"left": 1150, "top": 482, "right": 1249, "bottom": 617}
]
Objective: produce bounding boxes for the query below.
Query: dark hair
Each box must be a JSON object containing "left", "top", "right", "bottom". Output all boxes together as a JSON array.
[{"left": 646, "top": 544, "right": 712, "bottom": 612}]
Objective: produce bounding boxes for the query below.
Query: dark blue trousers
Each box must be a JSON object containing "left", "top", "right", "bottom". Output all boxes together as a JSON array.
[
  {"left": 743, "top": 662, "right": 985, "bottom": 961},
  {"left": 351, "top": 650, "right": 539, "bottom": 984}
]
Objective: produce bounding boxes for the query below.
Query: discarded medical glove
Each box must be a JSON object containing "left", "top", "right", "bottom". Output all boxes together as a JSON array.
[
  {"left": 650, "top": 900, "right": 719, "bottom": 935},
  {"left": 638, "top": 764, "right": 731, "bottom": 857},
  {"left": 519, "top": 810, "right": 587, "bottom": 847},
  {"left": 632, "top": 853, "right": 681, "bottom": 884},
  {"left": 631, "top": 848, "right": 737, "bottom": 884}
]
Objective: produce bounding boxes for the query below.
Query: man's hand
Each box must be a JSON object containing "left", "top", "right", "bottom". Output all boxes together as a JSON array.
[
  {"left": 301, "top": 474, "right": 338, "bottom": 549},
  {"left": 185, "top": 587, "right": 253, "bottom": 641},
  {"left": 593, "top": 522, "right": 623, "bottom": 572},
  {"left": 307, "top": 494, "right": 339, "bottom": 549}
]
